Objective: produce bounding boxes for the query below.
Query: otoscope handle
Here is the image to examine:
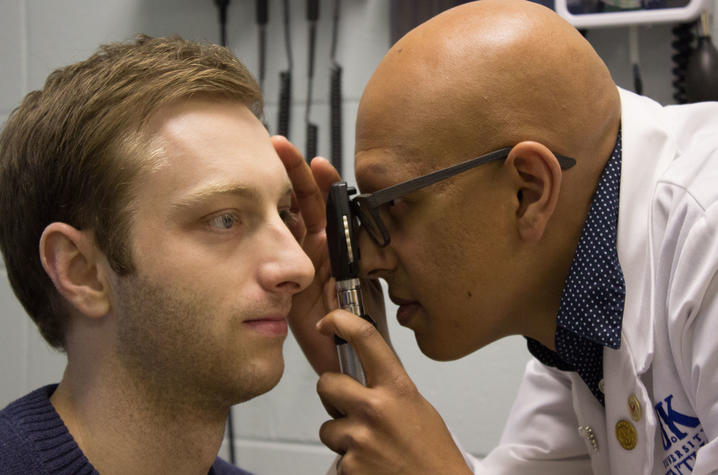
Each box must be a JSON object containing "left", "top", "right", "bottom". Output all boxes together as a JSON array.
[{"left": 337, "top": 341, "right": 365, "bottom": 385}]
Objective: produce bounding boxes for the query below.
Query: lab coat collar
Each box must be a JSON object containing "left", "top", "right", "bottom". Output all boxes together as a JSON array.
[{"left": 616, "top": 87, "right": 678, "bottom": 375}]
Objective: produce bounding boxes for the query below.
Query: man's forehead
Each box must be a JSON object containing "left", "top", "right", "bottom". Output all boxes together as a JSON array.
[{"left": 132, "top": 101, "right": 293, "bottom": 208}]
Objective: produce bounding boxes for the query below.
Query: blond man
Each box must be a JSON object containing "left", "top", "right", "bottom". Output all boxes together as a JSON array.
[{"left": 0, "top": 35, "right": 314, "bottom": 474}]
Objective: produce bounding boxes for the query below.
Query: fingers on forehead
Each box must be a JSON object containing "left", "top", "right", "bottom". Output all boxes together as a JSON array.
[{"left": 273, "top": 137, "right": 326, "bottom": 231}]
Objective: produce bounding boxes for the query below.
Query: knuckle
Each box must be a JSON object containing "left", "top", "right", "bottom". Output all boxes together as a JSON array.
[
  {"left": 391, "top": 374, "right": 419, "bottom": 399},
  {"left": 350, "top": 426, "right": 371, "bottom": 448},
  {"left": 356, "top": 394, "right": 383, "bottom": 423},
  {"left": 340, "top": 425, "right": 369, "bottom": 454}
]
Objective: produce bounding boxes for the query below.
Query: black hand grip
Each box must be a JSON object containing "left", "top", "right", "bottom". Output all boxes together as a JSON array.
[
  {"left": 307, "top": 0, "right": 319, "bottom": 21},
  {"left": 306, "top": 122, "right": 318, "bottom": 162},
  {"left": 256, "top": 0, "right": 268, "bottom": 24}
]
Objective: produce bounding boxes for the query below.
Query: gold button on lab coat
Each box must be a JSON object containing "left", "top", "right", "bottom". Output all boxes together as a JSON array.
[
  {"left": 616, "top": 420, "right": 638, "bottom": 450},
  {"left": 628, "top": 394, "right": 642, "bottom": 422}
]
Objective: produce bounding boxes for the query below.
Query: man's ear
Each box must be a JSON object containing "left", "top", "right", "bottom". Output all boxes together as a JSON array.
[
  {"left": 39, "top": 223, "right": 111, "bottom": 318},
  {"left": 504, "top": 141, "right": 563, "bottom": 242}
]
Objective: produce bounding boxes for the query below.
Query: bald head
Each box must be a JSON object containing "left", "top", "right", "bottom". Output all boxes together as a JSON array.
[
  {"left": 356, "top": 0, "right": 620, "bottom": 171},
  {"left": 352, "top": 0, "right": 624, "bottom": 357}
]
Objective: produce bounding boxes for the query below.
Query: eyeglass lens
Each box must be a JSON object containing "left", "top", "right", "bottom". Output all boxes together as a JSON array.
[{"left": 353, "top": 199, "right": 386, "bottom": 246}]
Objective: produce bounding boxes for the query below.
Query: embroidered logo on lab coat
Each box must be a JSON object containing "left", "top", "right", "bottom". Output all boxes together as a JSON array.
[{"left": 655, "top": 394, "right": 705, "bottom": 474}]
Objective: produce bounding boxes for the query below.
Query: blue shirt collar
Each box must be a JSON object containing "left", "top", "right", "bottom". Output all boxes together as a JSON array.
[{"left": 527, "top": 132, "right": 625, "bottom": 406}]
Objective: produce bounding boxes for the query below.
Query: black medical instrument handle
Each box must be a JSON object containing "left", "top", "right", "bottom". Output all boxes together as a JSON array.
[
  {"left": 256, "top": 0, "right": 268, "bottom": 24},
  {"left": 307, "top": 0, "right": 318, "bottom": 78},
  {"left": 305, "top": 0, "right": 319, "bottom": 160},
  {"left": 282, "top": 0, "right": 293, "bottom": 71},
  {"left": 214, "top": 0, "right": 230, "bottom": 47},
  {"left": 256, "top": 0, "right": 268, "bottom": 88},
  {"left": 307, "top": 0, "right": 319, "bottom": 21},
  {"left": 277, "top": 0, "right": 292, "bottom": 139},
  {"left": 330, "top": 65, "right": 343, "bottom": 176},
  {"left": 329, "top": 0, "right": 343, "bottom": 176}
]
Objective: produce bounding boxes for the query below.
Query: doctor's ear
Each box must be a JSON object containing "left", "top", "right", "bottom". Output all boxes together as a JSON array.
[
  {"left": 504, "top": 141, "right": 563, "bottom": 242},
  {"left": 39, "top": 222, "right": 111, "bottom": 319}
]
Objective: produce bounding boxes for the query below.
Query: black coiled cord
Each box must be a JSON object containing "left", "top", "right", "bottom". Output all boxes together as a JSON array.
[
  {"left": 278, "top": 71, "right": 292, "bottom": 138},
  {"left": 329, "top": 0, "right": 343, "bottom": 176},
  {"left": 305, "top": 122, "right": 318, "bottom": 160},
  {"left": 671, "top": 22, "right": 696, "bottom": 104},
  {"left": 330, "top": 64, "right": 343, "bottom": 177}
]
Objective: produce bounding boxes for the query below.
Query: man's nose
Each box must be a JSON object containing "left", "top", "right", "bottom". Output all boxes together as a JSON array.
[
  {"left": 357, "top": 227, "right": 397, "bottom": 280},
  {"left": 259, "top": 219, "right": 315, "bottom": 295}
]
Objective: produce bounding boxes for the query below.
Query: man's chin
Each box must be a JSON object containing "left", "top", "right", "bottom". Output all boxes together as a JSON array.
[
  {"left": 415, "top": 334, "right": 470, "bottom": 362},
  {"left": 229, "top": 358, "right": 285, "bottom": 404}
]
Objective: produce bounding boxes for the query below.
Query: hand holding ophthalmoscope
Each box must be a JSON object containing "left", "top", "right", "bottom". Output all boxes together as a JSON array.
[
  {"left": 325, "top": 181, "right": 376, "bottom": 384},
  {"left": 314, "top": 299, "right": 472, "bottom": 475},
  {"left": 273, "top": 136, "right": 469, "bottom": 474}
]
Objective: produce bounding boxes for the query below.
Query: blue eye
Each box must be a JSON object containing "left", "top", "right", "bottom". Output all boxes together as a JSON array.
[{"left": 208, "top": 212, "right": 239, "bottom": 230}]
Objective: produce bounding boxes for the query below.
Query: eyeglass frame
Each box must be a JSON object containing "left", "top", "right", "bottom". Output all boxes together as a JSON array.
[{"left": 351, "top": 146, "right": 576, "bottom": 247}]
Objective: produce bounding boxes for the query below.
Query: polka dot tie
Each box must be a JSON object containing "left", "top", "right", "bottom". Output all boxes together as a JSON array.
[{"left": 527, "top": 132, "right": 626, "bottom": 406}]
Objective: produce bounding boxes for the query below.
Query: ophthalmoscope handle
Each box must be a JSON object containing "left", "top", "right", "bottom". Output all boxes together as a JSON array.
[{"left": 326, "top": 182, "right": 375, "bottom": 384}]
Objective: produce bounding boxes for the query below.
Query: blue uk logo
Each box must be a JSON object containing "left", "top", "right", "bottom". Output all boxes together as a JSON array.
[
  {"left": 654, "top": 394, "right": 705, "bottom": 474},
  {"left": 655, "top": 395, "right": 701, "bottom": 451}
]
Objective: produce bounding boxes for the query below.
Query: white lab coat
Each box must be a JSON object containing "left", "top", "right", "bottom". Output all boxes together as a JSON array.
[{"left": 468, "top": 89, "right": 718, "bottom": 474}]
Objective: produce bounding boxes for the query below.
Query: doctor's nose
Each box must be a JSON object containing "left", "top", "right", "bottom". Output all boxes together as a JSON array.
[{"left": 358, "top": 227, "right": 397, "bottom": 280}]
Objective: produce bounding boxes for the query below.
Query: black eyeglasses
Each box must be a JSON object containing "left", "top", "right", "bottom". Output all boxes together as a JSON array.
[{"left": 352, "top": 147, "right": 576, "bottom": 247}]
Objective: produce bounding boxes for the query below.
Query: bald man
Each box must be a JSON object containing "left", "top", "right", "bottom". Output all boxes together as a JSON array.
[{"left": 279, "top": 0, "right": 718, "bottom": 473}]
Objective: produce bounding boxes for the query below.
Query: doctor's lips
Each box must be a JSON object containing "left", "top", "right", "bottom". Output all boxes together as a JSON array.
[
  {"left": 391, "top": 295, "right": 421, "bottom": 327},
  {"left": 243, "top": 314, "right": 289, "bottom": 337}
]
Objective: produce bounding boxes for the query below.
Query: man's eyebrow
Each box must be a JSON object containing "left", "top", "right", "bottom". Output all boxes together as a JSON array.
[{"left": 172, "top": 182, "right": 294, "bottom": 209}]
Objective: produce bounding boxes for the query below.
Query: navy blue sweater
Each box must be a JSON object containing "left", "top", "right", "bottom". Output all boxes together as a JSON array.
[{"left": 0, "top": 385, "right": 252, "bottom": 474}]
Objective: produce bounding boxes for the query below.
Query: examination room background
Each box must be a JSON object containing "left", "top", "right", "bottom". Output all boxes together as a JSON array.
[{"left": 1, "top": 1, "right": 717, "bottom": 473}]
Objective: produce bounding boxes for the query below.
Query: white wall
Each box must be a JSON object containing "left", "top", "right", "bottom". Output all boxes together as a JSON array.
[{"left": 1, "top": 1, "right": 717, "bottom": 474}]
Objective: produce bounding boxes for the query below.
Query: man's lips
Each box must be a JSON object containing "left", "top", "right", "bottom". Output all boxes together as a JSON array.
[
  {"left": 390, "top": 295, "right": 420, "bottom": 327},
  {"left": 389, "top": 294, "right": 415, "bottom": 307},
  {"left": 243, "top": 315, "right": 289, "bottom": 337}
]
